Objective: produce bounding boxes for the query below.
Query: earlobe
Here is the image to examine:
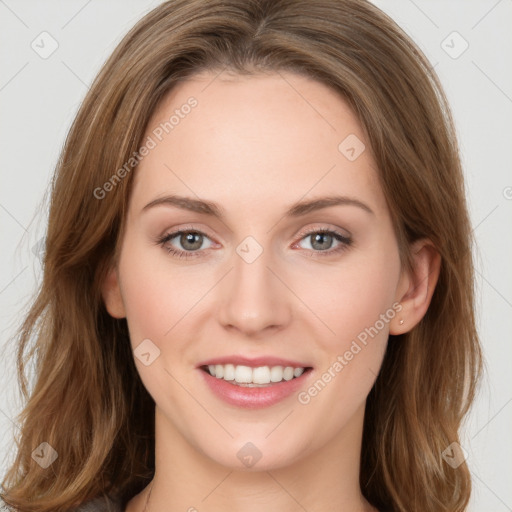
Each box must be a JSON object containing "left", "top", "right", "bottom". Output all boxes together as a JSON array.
[
  {"left": 390, "top": 239, "right": 441, "bottom": 335},
  {"left": 101, "top": 266, "right": 126, "bottom": 319}
]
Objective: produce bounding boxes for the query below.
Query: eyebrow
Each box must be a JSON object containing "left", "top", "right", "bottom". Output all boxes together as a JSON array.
[{"left": 141, "top": 194, "right": 374, "bottom": 218}]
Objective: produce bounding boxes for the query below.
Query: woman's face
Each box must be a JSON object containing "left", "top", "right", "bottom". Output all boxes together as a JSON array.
[{"left": 105, "top": 71, "right": 407, "bottom": 470}]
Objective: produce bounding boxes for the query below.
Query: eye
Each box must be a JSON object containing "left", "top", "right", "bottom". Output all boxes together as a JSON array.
[
  {"left": 157, "top": 227, "right": 352, "bottom": 260},
  {"left": 295, "top": 229, "right": 352, "bottom": 257},
  {"left": 157, "top": 229, "right": 214, "bottom": 259}
]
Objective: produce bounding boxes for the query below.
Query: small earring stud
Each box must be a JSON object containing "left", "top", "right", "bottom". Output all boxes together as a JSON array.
[{"left": 399, "top": 319, "right": 404, "bottom": 325}]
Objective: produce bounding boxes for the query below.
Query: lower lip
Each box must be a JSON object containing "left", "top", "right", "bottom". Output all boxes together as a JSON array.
[{"left": 199, "top": 368, "right": 312, "bottom": 409}]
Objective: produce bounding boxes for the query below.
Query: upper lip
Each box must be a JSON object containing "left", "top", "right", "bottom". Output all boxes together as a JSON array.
[{"left": 197, "top": 355, "right": 312, "bottom": 369}]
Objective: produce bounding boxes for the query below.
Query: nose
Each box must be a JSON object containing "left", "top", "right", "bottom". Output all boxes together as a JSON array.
[{"left": 216, "top": 245, "right": 292, "bottom": 337}]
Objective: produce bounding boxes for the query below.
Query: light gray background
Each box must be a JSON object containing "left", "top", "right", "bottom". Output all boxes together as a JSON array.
[{"left": 1, "top": 1, "right": 511, "bottom": 510}]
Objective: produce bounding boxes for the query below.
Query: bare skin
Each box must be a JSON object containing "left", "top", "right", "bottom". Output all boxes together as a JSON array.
[{"left": 102, "top": 70, "right": 440, "bottom": 512}]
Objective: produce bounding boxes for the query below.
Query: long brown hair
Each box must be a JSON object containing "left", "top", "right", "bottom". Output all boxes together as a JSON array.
[{"left": 1, "top": 1, "right": 482, "bottom": 510}]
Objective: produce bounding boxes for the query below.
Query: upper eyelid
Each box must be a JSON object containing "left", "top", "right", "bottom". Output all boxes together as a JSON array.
[{"left": 295, "top": 224, "right": 351, "bottom": 240}]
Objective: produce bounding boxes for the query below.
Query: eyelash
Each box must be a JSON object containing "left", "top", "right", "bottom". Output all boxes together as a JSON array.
[{"left": 156, "top": 227, "right": 352, "bottom": 260}]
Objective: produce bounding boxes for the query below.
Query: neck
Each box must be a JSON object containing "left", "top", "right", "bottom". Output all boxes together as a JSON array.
[{"left": 127, "top": 403, "right": 375, "bottom": 512}]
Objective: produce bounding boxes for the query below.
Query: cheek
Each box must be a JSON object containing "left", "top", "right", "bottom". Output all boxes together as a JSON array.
[
  {"left": 116, "top": 240, "right": 209, "bottom": 412},
  {"left": 300, "top": 250, "right": 401, "bottom": 351},
  {"left": 116, "top": 237, "right": 205, "bottom": 350},
  {"left": 294, "top": 246, "right": 401, "bottom": 419}
]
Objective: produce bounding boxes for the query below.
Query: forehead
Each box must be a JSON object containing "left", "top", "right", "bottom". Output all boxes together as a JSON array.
[{"left": 131, "top": 71, "right": 387, "bottom": 218}]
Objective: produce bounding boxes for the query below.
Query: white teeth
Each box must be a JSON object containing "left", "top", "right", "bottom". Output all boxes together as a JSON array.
[
  {"left": 224, "top": 364, "right": 235, "bottom": 381},
  {"left": 252, "top": 366, "right": 271, "bottom": 384},
  {"left": 293, "top": 367, "right": 304, "bottom": 377},
  {"left": 205, "top": 363, "right": 307, "bottom": 385},
  {"left": 270, "top": 366, "right": 283, "bottom": 382},
  {"left": 283, "top": 366, "right": 294, "bottom": 381},
  {"left": 234, "top": 365, "right": 253, "bottom": 383}
]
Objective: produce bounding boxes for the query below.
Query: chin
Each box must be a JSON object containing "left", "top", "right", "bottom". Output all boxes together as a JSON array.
[{"left": 193, "top": 432, "right": 310, "bottom": 472}]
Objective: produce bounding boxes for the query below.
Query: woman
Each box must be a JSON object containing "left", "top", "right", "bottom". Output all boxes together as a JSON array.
[{"left": 0, "top": 0, "right": 482, "bottom": 511}]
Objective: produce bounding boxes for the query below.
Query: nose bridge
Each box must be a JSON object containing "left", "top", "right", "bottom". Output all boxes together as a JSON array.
[{"left": 217, "top": 236, "right": 291, "bottom": 335}]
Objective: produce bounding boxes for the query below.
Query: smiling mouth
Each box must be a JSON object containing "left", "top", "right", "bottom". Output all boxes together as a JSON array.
[{"left": 201, "top": 364, "right": 313, "bottom": 387}]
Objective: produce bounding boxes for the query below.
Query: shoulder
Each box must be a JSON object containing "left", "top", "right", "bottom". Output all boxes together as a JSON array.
[
  {"left": 72, "top": 494, "right": 123, "bottom": 512},
  {"left": 0, "top": 494, "right": 123, "bottom": 512}
]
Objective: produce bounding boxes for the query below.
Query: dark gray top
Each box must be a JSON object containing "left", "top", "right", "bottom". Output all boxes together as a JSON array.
[
  {"left": 0, "top": 494, "right": 123, "bottom": 511},
  {"left": 71, "top": 494, "right": 123, "bottom": 511}
]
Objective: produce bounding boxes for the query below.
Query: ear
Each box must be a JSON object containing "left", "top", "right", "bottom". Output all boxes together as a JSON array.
[
  {"left": 389, "top": 239, "right": 441, "bottom": 335},
  {"left": 101, "top": 265, "right": 126, "bottom": 319}
]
